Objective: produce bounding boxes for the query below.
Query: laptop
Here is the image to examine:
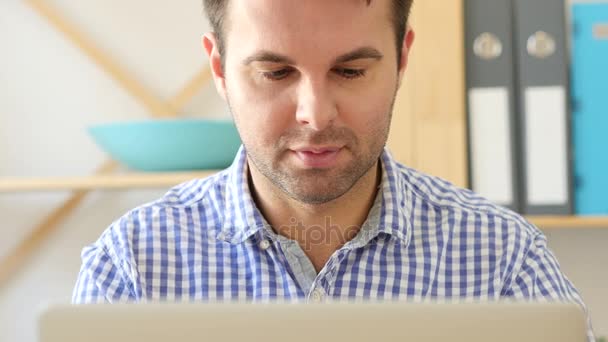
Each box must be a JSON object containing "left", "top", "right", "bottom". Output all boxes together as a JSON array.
[{"left": 38, "top": 301, "right": 588, "bottom": 342}]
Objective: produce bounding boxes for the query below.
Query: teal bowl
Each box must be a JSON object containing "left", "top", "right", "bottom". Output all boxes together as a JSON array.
[{"left": 88, "top": 119, "right": 242, "bottom": 172}]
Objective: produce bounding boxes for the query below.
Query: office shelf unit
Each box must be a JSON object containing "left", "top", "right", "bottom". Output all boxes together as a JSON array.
[
  {"left": 2, "top": 0, "right": 605, "bottom": 288},
  {"left": 3, "top": 0, "right": 604, "bottom": 228}
]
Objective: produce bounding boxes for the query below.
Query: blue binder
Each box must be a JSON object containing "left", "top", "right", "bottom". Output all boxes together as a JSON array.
[{"left": 571, "top": 3, "right": 608, "bottom": 214}]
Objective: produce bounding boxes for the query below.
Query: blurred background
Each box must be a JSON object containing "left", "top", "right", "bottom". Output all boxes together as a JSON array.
[{"left": 0, "top": 0, "right": 607, "bottom": 341}]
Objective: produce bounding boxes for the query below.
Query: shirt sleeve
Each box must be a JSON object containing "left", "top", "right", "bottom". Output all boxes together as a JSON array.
[
  {"left": 72, "top": 238, "right": 136, "bottom": 304},
  {"left": 502, "top": 233, "right": 596, "bottom": 342}
]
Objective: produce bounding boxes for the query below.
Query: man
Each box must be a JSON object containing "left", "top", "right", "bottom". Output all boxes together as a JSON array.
[{"left": 73, "top": 0, "right": 594, "bottom": 339}]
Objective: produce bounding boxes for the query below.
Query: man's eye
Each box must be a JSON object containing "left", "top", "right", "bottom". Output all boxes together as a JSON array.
[
  {"left": 335, "top": 68, "right": 366, "bottom": 79},
  {"left": 261, "top": 68, "right": 292, "bottom": 81}
]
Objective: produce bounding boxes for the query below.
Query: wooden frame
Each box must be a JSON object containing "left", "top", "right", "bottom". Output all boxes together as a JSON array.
[{"left": 387, "top": 0, "right": 468, "bottom": 189}]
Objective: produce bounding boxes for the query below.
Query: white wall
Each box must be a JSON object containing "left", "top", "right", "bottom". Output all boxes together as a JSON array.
[
  {"left": 0, "top": 0, "right": 606, "bottom": 341},
  {"left": 0, "top": 1, "right": 227, "bottom": 341}
]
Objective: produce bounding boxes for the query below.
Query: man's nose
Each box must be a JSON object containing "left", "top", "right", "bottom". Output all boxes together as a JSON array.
[{"left": 295, "top": 78, "right": 338, "bottom": 131}]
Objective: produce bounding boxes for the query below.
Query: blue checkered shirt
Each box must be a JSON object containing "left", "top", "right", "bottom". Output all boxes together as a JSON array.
[{"left": 73, "top": 146, "right": 594, "bottom": 340}]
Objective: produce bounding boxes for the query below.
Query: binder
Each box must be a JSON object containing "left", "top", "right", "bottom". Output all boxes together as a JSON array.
[
  {"left": 465, "top": 0, "right": 521, "bottom": 211},
  {"left": 571, "top": 3, "right": 608, "bottom": 215},
  {"left": 512, "top": 0, "right": 573, "bottom": 215}
]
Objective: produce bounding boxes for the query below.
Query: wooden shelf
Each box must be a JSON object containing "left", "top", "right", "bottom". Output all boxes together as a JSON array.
[
  {"left": 526, "top": 216, "right": 608, "bottom": 229},
  {"left": 2, "top": 174, "right": 607, "bottom": 228},
  {"left": 0, "top": 171, "right": 219, "bottom": 192}
]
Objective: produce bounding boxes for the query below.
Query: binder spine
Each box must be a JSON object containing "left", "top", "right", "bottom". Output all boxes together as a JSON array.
[
  {"left": 465, "top": 0, "right": 520, "bottom": 212},
  {"left": 512, "top": 0, "right": 573, "bottom": 215},
  {"left": 571, "top": 3, "right": 608, "bottom": 215}
]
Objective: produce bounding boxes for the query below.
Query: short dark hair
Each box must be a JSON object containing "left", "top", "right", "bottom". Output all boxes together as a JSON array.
[{"left": 203, "top": 0, "right": 413, "bottom": 66}]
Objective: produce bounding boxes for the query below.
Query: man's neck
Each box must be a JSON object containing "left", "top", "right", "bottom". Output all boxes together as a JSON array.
[{"left": 248, "top": 161, "right": 381, "bottom": 271}]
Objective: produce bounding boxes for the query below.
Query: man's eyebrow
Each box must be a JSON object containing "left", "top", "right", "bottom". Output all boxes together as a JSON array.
[
  {"left": 242, "top": 47, "right": 384, "bottom": 66},
  {"left": 243, "top": 51, "right": 296, "bottom": 65},
  {"left": 332, "top": 47, "right": 384, "bottom": 64}
]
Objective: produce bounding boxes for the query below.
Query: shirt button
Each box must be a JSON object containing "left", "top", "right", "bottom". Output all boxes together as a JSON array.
[
  {"left": 259, "top": 240, "right": 271, "bottom": 251},
  {"left": 310, "top": 289, "right": 325, "bottom": 303}
]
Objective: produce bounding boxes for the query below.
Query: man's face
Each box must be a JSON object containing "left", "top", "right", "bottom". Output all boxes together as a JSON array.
[{"left": 208, "top": 0, "right": 412, "bottom": 204}]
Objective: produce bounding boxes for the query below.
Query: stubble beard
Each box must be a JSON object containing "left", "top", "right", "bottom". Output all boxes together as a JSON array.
[{"left": 227, "top": 91, "right": 396, "bottom": 205}]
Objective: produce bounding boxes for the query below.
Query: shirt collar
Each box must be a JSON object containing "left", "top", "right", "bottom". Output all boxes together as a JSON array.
[
  {"left": 219, "top": 146, "right": 413, "bottom": 247},
  {"left": 219, "top": 145, "right": 267, "bottom": 243}
]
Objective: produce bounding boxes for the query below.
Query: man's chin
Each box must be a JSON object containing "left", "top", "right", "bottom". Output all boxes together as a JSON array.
[
  {"left": 279, "top": 176, "right": 352, "bottom": 203},
  {"left": 284, "top": 189, "right": 346, "bottom": 205}
]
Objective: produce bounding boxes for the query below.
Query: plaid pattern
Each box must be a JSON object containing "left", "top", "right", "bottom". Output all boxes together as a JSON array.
[{"left": 73, "top": 146, "right": 594, "bottom": 340}]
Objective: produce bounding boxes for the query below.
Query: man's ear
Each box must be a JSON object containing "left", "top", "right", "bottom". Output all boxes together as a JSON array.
[
  {"left": 203, "top": 33, "right": 228, "bottom": 101},
  {"left": 397, "top": 26, "right": 415, "bottom": 89}
]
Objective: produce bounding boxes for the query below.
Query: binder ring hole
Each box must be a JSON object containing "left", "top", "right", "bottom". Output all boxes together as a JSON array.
[
  {"left": 527, "top": 31, "right": 556, "bottom": 59},
  {"left": 473, "top": 32, "right": 503, "bottom": 60}
]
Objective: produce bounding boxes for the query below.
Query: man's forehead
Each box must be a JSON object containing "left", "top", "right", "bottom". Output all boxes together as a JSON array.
[
  {"left": 231, "top": 0, "right": 382, "bottom": 13},
  {"left": 224, "top": 0, "right": 393, "bottom": 62},
  {"left": 225, "top": 0, "right": 391, "bottom": 37}
]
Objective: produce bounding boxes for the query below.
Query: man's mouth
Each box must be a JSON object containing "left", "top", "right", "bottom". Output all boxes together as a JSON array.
[{"left": 291, "top": 146, "right": 344, "bottom": 168}]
